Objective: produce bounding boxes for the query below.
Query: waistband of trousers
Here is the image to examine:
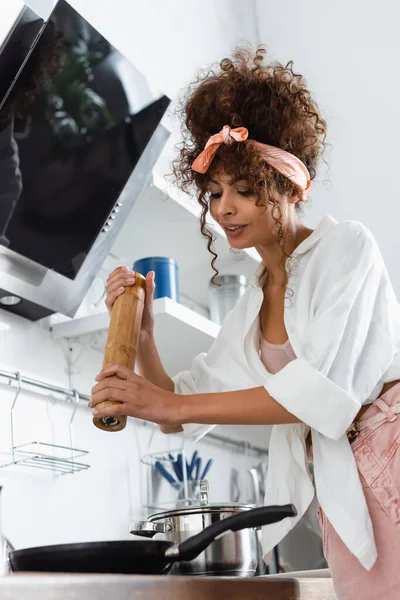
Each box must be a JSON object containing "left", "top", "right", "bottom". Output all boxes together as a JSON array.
[{"left": 346, "top": 382, "right": 400, "bottom": 443}]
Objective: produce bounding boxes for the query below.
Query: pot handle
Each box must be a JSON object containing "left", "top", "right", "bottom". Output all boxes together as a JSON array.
[
  {"left": 130, "top": 521, "right": 172, "bottom": 538},
  {"left": 249, "top": 468, "right": 262, "bottom": 506},
  {"left": 199, "top": 480, "right": 209, "bottom": 506},
  {"left": 165, "top": 504, "right": 297, "bottom": 563}
]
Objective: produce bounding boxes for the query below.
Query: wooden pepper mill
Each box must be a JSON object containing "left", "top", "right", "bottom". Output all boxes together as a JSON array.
[{"left": 93, "top": 273, "right": 146, "bottom": 432}]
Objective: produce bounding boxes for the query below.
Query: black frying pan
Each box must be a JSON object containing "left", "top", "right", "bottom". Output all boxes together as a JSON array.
[{"left": 9, "top": 504, "right": 296, "bottom": 574}]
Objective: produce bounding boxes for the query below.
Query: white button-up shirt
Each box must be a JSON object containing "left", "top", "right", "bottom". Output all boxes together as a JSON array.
[{"left": 172, "top": 215, "right": 400, "bottom": 570}]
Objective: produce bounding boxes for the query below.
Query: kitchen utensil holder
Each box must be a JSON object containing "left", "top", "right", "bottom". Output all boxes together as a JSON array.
[
  {"left": 0, "top": 372, "right": 90, "bottom": 475},
  {"left": 141, "top": 447, "right": 202, "bottom": 511}
]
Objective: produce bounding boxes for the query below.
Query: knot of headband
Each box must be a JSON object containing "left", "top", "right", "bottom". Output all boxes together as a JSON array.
[{"left": 191, "top": 125, "right": 312, "bottom": 194}]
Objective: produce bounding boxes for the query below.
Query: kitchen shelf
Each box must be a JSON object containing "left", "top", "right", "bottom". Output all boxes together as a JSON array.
[
  {"left": 51, "top": 297, "right": 220, "bottom": 375},
  {"left": 109, "top": 171, "right": 260, "bottom": 308}
]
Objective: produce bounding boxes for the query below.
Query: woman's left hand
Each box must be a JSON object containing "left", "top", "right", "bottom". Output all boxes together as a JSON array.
[{"left": 89, "top": 365, "right": 182, "bottom": 425}]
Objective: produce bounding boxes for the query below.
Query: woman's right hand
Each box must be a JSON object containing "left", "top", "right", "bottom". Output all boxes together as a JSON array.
[{"left": 105, "top": 266, "right": 156, "bottom": 340}]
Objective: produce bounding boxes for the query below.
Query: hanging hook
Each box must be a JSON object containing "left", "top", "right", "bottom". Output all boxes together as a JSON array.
[
  {"left": 69, "top": 390, "right": 80, "bottom": 425},
  {"left": 68, "top": 390, "right": 80, "bottom": 472},
  {"left": 69, "top": 389, "right": 80, "bottom": 424},
  {"left": 10, "top": 372, "right": 22, "bottom": 411},
  {"left": 10, "top": 372, "right": 22, "bottom": 464}
]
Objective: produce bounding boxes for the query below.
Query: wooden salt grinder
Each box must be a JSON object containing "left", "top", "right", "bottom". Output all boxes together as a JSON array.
[{"left": 93, "top": 273, "right": 146, "bottom": 432}]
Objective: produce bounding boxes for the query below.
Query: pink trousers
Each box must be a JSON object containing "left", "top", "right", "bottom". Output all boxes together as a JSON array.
[{"left": 318, "top": 382, "right": 400, "bottom": 600}]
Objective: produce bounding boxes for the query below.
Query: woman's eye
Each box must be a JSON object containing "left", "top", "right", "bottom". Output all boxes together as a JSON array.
[{"left": 208, "top": 190, "right": 253, "bottom": 199}]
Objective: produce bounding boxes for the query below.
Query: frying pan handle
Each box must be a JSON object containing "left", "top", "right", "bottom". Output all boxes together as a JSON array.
[{"left": 166, "top": 504, "right": 297, "bottom": 563}]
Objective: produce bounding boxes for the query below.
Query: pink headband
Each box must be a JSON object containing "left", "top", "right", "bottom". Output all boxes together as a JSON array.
[{"left": 191, "top": 125, "right": 312, "bottom": 194}]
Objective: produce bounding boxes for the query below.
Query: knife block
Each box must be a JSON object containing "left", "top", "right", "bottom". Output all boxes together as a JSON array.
[{"left": 93, "top": 273, "right": 146, "bottom": 432}]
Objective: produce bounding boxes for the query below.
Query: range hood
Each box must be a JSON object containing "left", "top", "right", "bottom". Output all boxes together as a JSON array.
[{"left": 0, "top": 0, "right": 170, "bottom": 321}]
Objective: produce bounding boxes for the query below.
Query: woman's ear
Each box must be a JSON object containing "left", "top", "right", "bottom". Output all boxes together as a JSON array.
[{"left": 288, "top": 190, "right": 305, "bottom": 205}]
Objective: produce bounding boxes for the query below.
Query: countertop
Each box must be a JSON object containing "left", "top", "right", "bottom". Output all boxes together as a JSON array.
[{"left": 0, "top": 573, "right": 338, "bottom": 600}]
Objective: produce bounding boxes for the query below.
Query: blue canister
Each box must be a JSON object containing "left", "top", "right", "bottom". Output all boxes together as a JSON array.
[{"left": 133, "top": 257, "right": 180, "bottom": 302}]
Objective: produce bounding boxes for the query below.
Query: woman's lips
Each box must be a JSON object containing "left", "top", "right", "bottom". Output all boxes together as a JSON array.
[{"left": 223, "top": 225, "right": 247, "bottom": 238}]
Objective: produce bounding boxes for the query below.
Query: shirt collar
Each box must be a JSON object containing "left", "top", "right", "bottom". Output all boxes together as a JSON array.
[
  {"left": 251, "top": 215, "right": 338, "bottom": 288},
  {"left": 293, "top": 214, "right": 338, "bottom": 256}
]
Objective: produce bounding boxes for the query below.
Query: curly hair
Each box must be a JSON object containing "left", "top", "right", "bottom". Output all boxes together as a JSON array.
[{"left": 172, "top": 45, "right": 327, "bottom": 285}]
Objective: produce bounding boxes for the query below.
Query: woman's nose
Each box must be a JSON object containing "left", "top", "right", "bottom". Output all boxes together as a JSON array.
[{"left": 217, "top": 192, "right": 237, "bottom": 217}]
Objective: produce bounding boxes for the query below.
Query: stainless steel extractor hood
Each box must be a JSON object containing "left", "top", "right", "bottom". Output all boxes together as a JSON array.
[{"left": 0, "top": 0, "right": 170, "bottom": 321}]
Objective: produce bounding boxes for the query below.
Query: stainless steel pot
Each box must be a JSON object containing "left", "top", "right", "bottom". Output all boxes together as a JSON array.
[{"left": 130, "top": 502, "right": 259, "bottom": 577}]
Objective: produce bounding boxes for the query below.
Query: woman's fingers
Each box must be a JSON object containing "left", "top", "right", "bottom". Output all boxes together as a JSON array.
[
  {"left": 106, "top": 271, "right": 135, "bottom": 295},
  {"left": 105, "top": 286, "right": 125, "bottom": 312},
  {"left": 145, "top": 271, "right": 155, "bottom": 305},
  {"left": 92, "top": 403, "right": 125, "bottom": 418},
  {"left": 90, "top": 377, "right": 128, "bottom": 400},
  {"left": 95, "top": 364, "right": 136, "bottom": 381},
  {"left": 91, "top": 388, "right": 128, "bottom": 408},
  {"left": 105, "top": 266, "right": 136, "bottom": 311},
  {"left": 107, "top": 266, "right": 134, "bottom": 284}
]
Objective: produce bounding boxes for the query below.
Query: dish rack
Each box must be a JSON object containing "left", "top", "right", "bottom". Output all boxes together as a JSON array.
[{"left": 0, "top": 372, "right": 90, "bottom": 475}]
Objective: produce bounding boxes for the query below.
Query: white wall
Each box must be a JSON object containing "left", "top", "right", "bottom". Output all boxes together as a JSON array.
[
  {"left": 0, "top": 0, "right": 263, "bottom": 551},
  {"left": 255, "top": 0, "right": 400, "bottom": 295},
  {"left": 21, "top": 0, "right": 55, "bottom": 19},
  {"left": 24, "top": 0, "right": 258, "bottom": 101}
]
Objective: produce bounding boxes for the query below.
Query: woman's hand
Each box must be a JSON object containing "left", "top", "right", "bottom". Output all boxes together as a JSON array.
[
  {"left": 105, "top": 266, "right": 156, "bottom": 341},
  {"left": 89, "top": 364, "right": 183, "bottom": 426}
]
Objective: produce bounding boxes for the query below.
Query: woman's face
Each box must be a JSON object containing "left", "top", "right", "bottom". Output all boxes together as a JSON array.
[{"left": 207, "top": 172, "right": 287, "bottom": 250}]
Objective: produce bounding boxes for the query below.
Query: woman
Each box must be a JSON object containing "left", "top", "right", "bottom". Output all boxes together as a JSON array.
[{"left": 89, "top": 47, "right": 400, "bottom": 598}]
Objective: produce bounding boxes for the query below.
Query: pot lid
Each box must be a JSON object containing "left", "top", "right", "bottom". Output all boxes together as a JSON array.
[{"left": 147, "top": 502, "right": 255, "bottom": 520}]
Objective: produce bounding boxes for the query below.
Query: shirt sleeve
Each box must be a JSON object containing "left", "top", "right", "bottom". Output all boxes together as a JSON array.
[
  {"left": 172, "top": 287, "right": 262, "bottom": 441},
  {"left": 172, "top": 353, "right": 217, "bottom": 441},
  {"left": 172, "top": 293, "right": 251, "bottom": 441},
  {"left": 265, "top": 222, "right": 399, "bottom": 441}
]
